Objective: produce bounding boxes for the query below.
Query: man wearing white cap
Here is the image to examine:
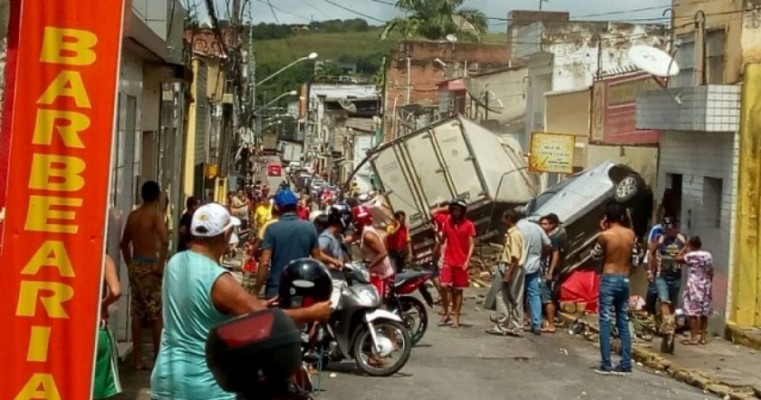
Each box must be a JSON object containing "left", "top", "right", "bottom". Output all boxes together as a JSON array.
[{"left": 150, "top": 203, "right": 331, "bottom": 400}]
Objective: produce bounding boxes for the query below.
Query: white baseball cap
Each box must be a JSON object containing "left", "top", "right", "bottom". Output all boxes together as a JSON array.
[{"left": 191, "top": 203, "right": 241, "bottom": 237}]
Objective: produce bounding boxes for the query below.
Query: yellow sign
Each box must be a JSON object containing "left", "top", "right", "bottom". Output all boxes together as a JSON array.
[{"left": 529, "top": 132, "right": 576, "bottom": 174}]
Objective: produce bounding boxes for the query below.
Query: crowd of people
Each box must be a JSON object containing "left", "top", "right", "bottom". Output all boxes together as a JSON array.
[{"left": 93, "top": 176, "right": 716, "bottom": 398}]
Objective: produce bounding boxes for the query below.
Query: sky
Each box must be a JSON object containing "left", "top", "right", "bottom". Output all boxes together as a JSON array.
[{"left": 192, "top": 0, "right": 673, "bottom": 29}]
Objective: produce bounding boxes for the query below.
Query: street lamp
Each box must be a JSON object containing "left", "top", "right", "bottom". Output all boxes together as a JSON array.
[
  {"left": 261, "top": 90, "right": 298, "bottom": 110},
  {"left": 256, "top": 52, "right": 318, "bottom": 88}
]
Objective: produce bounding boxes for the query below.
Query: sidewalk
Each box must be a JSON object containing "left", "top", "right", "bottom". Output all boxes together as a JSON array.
[{"left": 562, "top": 312, "right": 761, "bottom": 399}]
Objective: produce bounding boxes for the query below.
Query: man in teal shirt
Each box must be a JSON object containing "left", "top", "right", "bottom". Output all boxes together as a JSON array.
[{"left": 150, "top": 203, "right": 330, "bottom": 400}]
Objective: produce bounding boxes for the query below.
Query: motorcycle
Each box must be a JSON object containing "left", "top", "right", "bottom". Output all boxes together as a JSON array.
[
  {"left": 346, "top": 261, "right": 434, "bottom": 345},
  {"left": 305, "top": 263, "right": 413, "bottom": 377}
]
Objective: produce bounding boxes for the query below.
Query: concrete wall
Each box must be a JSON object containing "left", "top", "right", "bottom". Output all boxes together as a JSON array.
[
  {"left": 470, "top": 67, "right": 528, "bottom": 126},
  {"left": 545, "top": 89, "right": 590, "bottom": 168},
  {"left": 741, "top": 5, "right": 761, "bottom": 67},
  {"left": 545, "top": 89, "right": 590, "bottom": 136},
  {"left": 546, "top": 23, "right": 667, "bottom": 92},
  {"left": 658, "top": 131, "right": 737, "bottom": 332}
]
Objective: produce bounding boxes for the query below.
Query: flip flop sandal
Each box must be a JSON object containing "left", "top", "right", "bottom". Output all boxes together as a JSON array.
[
  {"left": 541, "top": 327, "right": 556, "bottom": 333},
  {"left": 438, "top": 317, "right": 452, "bottom": 326},
  {"left": 681, "top": 339, "right": 700, "bottom": 346}
]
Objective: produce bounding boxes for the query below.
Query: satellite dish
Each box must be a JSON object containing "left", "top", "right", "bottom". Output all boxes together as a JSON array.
[
  {"left": 463, "top": 78, "right": 504, "bottom": 114},
  {"left": 628, "top": 45, "right": 680, "bottom": 77},
  {"left": 338, "top": 98, "right": 357, "bottom": 113},
  {"left": 445, "top": 34, "right": 458, "bottom": 43}
]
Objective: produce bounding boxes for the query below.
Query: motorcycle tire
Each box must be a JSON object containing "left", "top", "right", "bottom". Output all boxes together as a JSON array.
[
  {"left": 398, "top": 296, "right": 428, "bottom": 345},
  {"left": 353, "top": 319, "right": 412, "bottom": 377}
]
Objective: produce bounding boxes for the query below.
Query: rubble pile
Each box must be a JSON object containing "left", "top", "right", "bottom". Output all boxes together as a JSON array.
[{"left": 468, "top": 243, "right": 502, "bottom": 288}]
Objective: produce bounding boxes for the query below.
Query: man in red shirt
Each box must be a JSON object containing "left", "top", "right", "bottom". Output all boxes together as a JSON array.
[
  {"left": 386, "top": 211, "right": 412, "bottom": 273},
  {"left": 296, "top": 195, "right": 310, "bottom": 220},
  {"left": 431, "top": 199, "right": 475, "bottom": 328}
]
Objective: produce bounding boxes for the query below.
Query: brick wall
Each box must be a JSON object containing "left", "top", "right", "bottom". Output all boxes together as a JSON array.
[
  {"left": 383, "top": 40, "right": 509, "bottom": 140},
  {"left": 657, "top": 131, "right": 737, "bottom": 332}
]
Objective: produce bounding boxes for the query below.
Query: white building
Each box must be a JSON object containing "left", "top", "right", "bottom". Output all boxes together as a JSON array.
[{"left": 107, "top": 0, "right": 189, "bottom": 355}]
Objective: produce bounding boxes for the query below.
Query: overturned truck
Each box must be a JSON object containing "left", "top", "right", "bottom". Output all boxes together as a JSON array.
[{"left": 364, "top": 116, "right": 538, "bottom": 262}]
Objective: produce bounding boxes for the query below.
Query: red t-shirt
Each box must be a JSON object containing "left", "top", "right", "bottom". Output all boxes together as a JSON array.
[
  {"left": 386, "top": 224, "right": 409, "bottom": 252},
  {"left": 296, "top": 205, "right": 310, "bottom": 220},
  {"left": 440, "top": 216, "right": 476, "bottom": 267}
]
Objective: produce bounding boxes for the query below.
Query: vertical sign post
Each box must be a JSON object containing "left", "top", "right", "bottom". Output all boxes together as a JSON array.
[{"left": 0, "top": 1, "right": 125, "bottom": 399}]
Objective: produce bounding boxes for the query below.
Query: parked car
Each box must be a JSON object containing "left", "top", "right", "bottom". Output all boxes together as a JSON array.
[
  {"left": 522, "top": 161, "right": 653, "bottom": 277},
  {"left": 309, "top": 179, "right": 326, "bottom": 196}
]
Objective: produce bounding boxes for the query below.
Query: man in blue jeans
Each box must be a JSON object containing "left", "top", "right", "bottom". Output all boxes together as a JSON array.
[
  {"left": 647, "top": 217, "right": 686, "bottom": 337},
  {"left": 591, "top": 203, "right": 636, "bottom": 376},
  {"left": 517, "top": 215, "right": 551, "bottom": 335}
]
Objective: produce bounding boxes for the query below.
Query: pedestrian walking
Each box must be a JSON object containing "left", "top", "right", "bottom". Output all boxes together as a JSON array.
[
  {"left": 591, "top": 203, "right": 635, "bottom": 376},
  {"left": 485, "top": 209, "right": 525, "bottom": 337},
  {"left": 676, "top": 236, "right": 713, "bottom": 346},
  {"left": 119, "top": 180, "right": 169, "bottom": 370},
  {"left": 150, "top": 203, "right": 330, "bottom": 400},
  {"left": 647, "top": 217, "right": 686, "bottom": 340},
  {"left": 432, "top": 199, "right": 475, "bottom": 329},
  {"left": 517, "top": 215, "right": 551, "bottom": 335}
]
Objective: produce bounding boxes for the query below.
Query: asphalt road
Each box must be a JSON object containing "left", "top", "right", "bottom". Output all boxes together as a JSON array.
[
  {"left": 116, "top": 292, "right": 714, "bottom": 400},
  {"left": 314, "top": 301, "right": 712, "bottom": 400}
]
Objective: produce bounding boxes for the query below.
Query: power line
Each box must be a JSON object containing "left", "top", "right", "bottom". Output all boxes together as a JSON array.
[
  {"left": 253, "top": 0, "right": 312, "bottom": 22},
  {"left": 322, "top": 0, "right": 387, "bottom": 23}
]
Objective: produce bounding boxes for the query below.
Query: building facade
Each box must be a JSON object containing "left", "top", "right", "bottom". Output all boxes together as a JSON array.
[
  {"left": 107, "top": 0, "right": 189, "bottom": 353},
  {"left": 383, "top": 40, "right": 510, "bottom": 140},
  {"left": 507, "top": 10, "right": 668, "bottom": 152},
  {"left": 635, "top": 0, "right": 761, "bottom": 331}
]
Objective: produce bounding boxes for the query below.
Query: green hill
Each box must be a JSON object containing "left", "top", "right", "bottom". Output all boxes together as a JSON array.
[
  {"left": 254, "top": 29, "right": 397, "bottom": 67},
  {"left": 250, "top": 26, "right": 507, "bottom": 105}
]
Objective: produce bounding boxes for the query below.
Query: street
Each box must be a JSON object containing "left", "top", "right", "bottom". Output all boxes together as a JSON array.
[
  {"left": 316, "top": 301, "right": 709, "bottom": 400},
  {"left": 118, "top": 291, "right": 713, "bottom": 400}
]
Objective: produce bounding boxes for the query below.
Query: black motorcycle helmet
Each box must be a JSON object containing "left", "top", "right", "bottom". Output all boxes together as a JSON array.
[
  {"left": 278, "top": 258, "right": 333, "bottom": 310},
  {"left": 448, "top": 198, "right": 468, "bottom": 213},
  {"left": 326, "top": 203, "right": 353, "bottom": 231}
]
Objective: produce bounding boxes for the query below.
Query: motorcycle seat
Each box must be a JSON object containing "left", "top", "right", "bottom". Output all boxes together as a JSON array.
[{"left": 394, "top": 271, "right": 431, "bottom": 288}]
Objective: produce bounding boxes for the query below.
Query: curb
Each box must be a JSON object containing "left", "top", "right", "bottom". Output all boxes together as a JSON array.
[
  {"left": 726, "top": 323, "right": 761, "bottom": 351},
  {"left": 559, "top": 312, "right": 760, "bottom": 400}
]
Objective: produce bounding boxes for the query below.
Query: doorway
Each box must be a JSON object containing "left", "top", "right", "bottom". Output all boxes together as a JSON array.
[{"left": 662, "top": 173, "right": 683, "bottom": 221}]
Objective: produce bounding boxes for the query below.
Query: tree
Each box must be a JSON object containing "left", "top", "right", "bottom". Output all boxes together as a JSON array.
[{"left": 380, "top": 0, "right": 488, "bottom": 42}]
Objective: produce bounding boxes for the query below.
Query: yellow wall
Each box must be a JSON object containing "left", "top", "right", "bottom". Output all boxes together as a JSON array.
[
  {"left": 183, "top": 58, "right": 200, "bottom": 198},
  {"left": 730, "top": 63, "right": 761, "bottom": 327},
  {"left": 544, "top": 89, "right": 591, "bottom": 168}
]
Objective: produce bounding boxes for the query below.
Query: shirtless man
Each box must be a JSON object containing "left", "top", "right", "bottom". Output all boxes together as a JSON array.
[
  {"left": 120, "top": 181, "right": 169, "bottom": 370},
  {"left": 590, "top": 203, "right": 635, "bottom": 376}
]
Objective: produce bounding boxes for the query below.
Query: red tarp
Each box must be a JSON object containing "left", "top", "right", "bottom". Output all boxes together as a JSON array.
[{"left": 558, "top": 270, "right": 600, "bottom": 314}]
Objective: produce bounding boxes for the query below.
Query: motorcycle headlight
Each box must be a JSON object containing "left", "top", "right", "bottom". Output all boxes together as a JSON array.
[{"left": 350, "top": 285, "right": 380, "bottom": 307}]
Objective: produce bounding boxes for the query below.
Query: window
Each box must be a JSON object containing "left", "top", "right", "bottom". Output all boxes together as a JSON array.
[
  {"left": 672, "top": 37, "right": 694, "bottom": 88},
  {"left": 706, "top": 30, "right": 726, "bottom": 84},
  {"left": 703, "top": 177, "right": 723, "bottom": 228}
]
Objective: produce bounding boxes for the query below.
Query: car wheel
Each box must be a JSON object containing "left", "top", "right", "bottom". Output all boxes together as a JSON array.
[{"left": 614, "top": 174, "right": 644, "bottom": 202}]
